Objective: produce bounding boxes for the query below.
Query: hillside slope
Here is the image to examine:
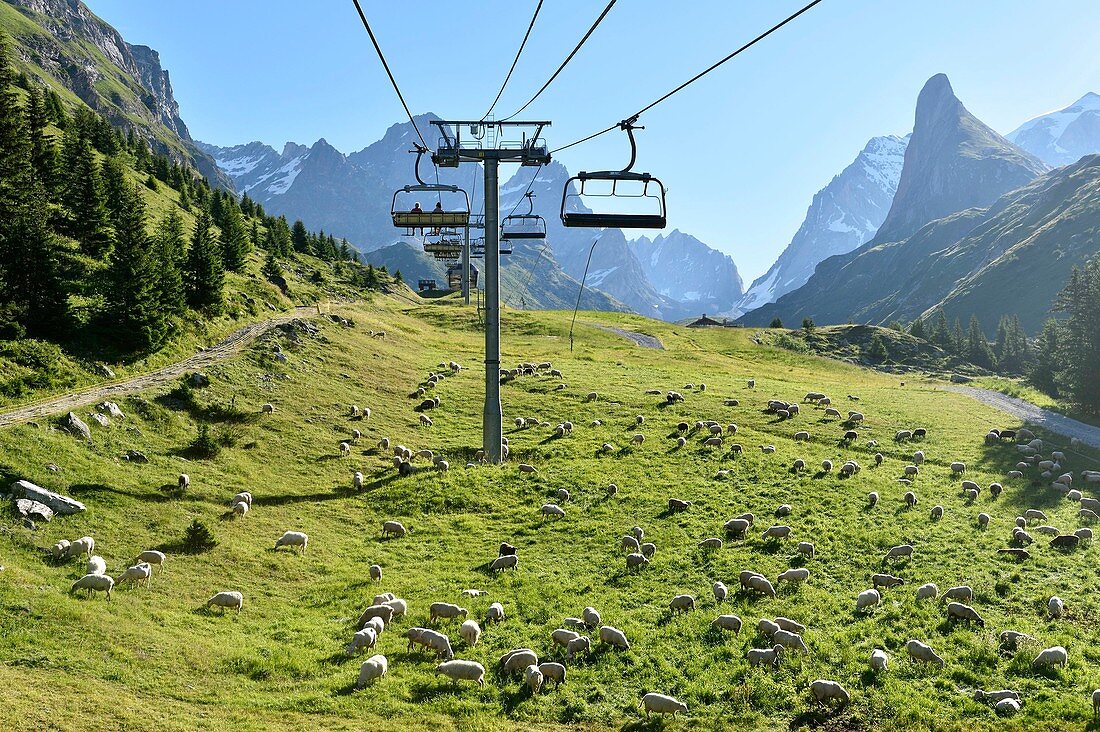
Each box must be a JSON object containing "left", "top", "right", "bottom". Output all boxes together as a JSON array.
[{"left": 2, "top": 298, "right": 1099, "bottom": 730}]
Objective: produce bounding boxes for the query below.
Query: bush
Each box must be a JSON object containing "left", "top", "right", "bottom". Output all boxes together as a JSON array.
[
  {"left": 169, "top": 378, "right": 198, "bottom": 408},
  {"left": 769, "top": 317, "right": 784, "bottom": 329},
  {"left": 183, "top": 518, "right": 217, "bottom": 553},
  {"left": 865, "top": 333, "right": 889, "bottom": 363},
  {"left": 189, "top": 423, "right": 219, "bottom": 458}
]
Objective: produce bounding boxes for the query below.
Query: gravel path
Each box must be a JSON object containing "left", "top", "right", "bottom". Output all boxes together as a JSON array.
[
  {"left": 596, "top": 326, "right": 664, "bottom": 350},
  {"left": 944, "top": 385, "right": 1100, "bottom": 450},
  {"left": 0, "top": 306, "right": 319, "bottom": 428}
]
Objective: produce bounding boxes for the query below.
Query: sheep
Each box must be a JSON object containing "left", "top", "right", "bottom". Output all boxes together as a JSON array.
[
  {"left": 499, "top": 649, "right": 538, "bottom": 677},
  {"left": 951, "top": 461, "right": 966, "bottom": 474},
  {"left": 274, "top": 531, "right": 308, "bottom": 552},
  {"left": 372, "top": 591, "right": 394, "bottom": 605},
  {"left": 856, "top": 589, "right": 881, "bottom": 613},
  {"left": 206, "top": 591, "right": 244, "bottom": 614},
  {"left": 1048, "top": 596, "right": 1065, "bottom": 618},
  {"left": 115, "top": 562, "right": 152, "bottom": 588},
  {"left": 773, "top": 629, "right": 808, "bottom": 654},
  {"left": 1075, "top": 527, "right": 1093, "bottom": 542},
  {"left": 626, "top": 553, "right": 650, "bottom": 570},
  {"left": 947, "top": 602, "right": 985, "bottom": 626},
  {"left": 357, "top": 604, "right": 396, "bottom": 628},
  {"left": 757, "top": 618, "right": 781, "bottom": 637},
  {"left": 724, "top": 518, "right": 751, "bottom": 539},
  {"left": 369, "top": 564, "right": 383, "bottom": 582},
  {"left": 778, "top": 568, "right": 810, "bottom": 586},
  {"left": 747, "top": 644, "right": 785, "bottom": 669},
  {"left": 761, "top": 525, "right": 792, "bottom": 541},
  {"left": 906, "top": 639, "right": 945, "bottom": 667},
  {"left": 712, "top": 614, "right": 742, "bottom": 633},
  {"left": 872, "top": 573, "right": 904, "bottom": 590},
  {"left": 912, "top": 450, "right": 925, "bottom": 466},
  {"left": 1093, "top": 689, "right": 1100, "bottom": 717},
  {"left": 809, "top": 679, "right": 850, "bottom": 708},
  {"left": 231, "top": 491, "right": 253, "bottom": 506},
  {"left": 884, "top": 544, "right": 914, "bottom": 562},
  {"left": 669, "top": 594, "right": 696, "bottom": 613},
  {"left": 67, "top": 536, "right": 95, "bottom": 558},
  {"left": 232, "top": 500, "right": 250, "bottom": 519},
  {"left": 1051, "top": 534, "right": 1081, "bottom": 550},
  {"left": 600, "top": 625, "right": 630, "bottom": 650},
  {"left": 930, "top": 505, "right": 944, "bottom": 520},
  {"left": 420, "top": 630, "right": 454, "bottom": 659},
  {"left": 622, "top": 535, "right": 641, "bottom": 552},
  {"left": 1036, "top": 525, "right": 1061, "bottom": 536},
  {"left": 974, "top": 689, "right": 1022, "bottom": 705},
  {"left": 605, "top": 483, "right": 618, "bottom": 497},
  {"left": 578, "top": 606, "right": 602, "bottom": 629},
  {"left": 747, "top": 575, "right": 777, "bottom": 599},
  {"left": 456, "top": 619, "right": 481, "bottom": 648},
  {"left": 488, "top": 554, "right": 519, "bottom": 574},
  {"left": 51, "top": 539, "right": 71, "bottom": 562},
  {"left": 551, "top": 628, "right": 582, "bottom": 648},
  {"left": 1032, "top": 646, "right": 1068, "bottom": 669},
  {"left": 1006, "top": 470, "right": 1023, "bottom": 479},
  {"left": 904, "top": 465, "right": 919, "bottom": 477},
  {"left": 668, "top": 498, "right": 691, "bottom": 513},
  {"left": 565, "top": 636, "right": 591, "bottom": 659},
  {"left": 999, "top": 547, "right": 1031, "bottom": 560},
  {"left": 698, "top": 537, "right": 723, "bottom": 551},
  {"left": 870, "top": 649, "right": 889, "bottom": 672},
  {"left": 86, "top": 555, "right": 107, "bottom": 576},
  {"left": 978, "top": 512, "right": 990, "bottom": 529},
  {"left": 904, "top": 491, "right": 919, "bottom": 508},
  {"left": 775, "top": 504, "right": 793, "bottom": 518},
  {"left": 539, "top": 662, "right": 567, "bottom": 688},
  {"left": 869, "top": 492, "right": 879, "bottom": 507},
  {"left": 1025, "top": 509, "right": 1048, "bottom": 523},
  {"left": 430, "top": 602, "right": 469, "bottom": 623},
  {"left": 434, "top": 659, "right": 484, "bottom": 686},
  {"left": 821, "top": 460, "right": 833, "bottom": 472},
  {"left": 540, "top": 503, "right": 565, "bottom": 519},
  {"left": 381, "top": 520, "right": 408, "bottom": 538},
  {"left": 704, "top": 436, "right": 723, "bottom": 448},
  {"left": 632, "top": 526, "right": 645, "bottom": 540},
  {"left": 353, "top": 654, "right": 388, "bottom": 688},
  {"left": 797, "top": 541, "right": 815, "bottom": 559},
  {"left": 762, "top": 444, "right": 777, "bottom": 454},
  {"left": 346, "top": 628, "right": 378, "bottom": 656},
  {"left": 485, "top": 602, "right": 505, "bottom": 624},
  {"left": 994, "top": 699, "right": 1021, "bottom": 716},
  {"left": 875, "top": 453, "right": 884, "bottom": 466},
  {"left": 1080, "top": 508, "right": 1100, "bottom": 522},
  {"left": 70, "top": 573, "right": 114, "bottom": 600}
]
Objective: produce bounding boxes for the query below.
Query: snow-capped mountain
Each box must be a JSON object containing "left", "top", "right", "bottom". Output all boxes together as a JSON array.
[
  {"left": 1007, "top": 92, "right": 1100, "bottom": 167},
  {"left": 737, "top": 134, "right": 908, "bottom": 313},
  {"left": 630, "top": 230, "right": 743, "bottom": 316}
]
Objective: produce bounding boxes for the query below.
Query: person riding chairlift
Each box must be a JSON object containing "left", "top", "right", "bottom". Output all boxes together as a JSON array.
[
  {"left": 430, "top": 201, "right": 444, "bottom": 235},
  {"left": 410, "top": 201, "right": 423, "bottom": 235}
]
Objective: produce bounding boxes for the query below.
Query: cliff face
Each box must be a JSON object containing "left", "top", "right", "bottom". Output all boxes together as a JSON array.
[{"left": 2, "top": 0, "right": 228, "bottom": 187}]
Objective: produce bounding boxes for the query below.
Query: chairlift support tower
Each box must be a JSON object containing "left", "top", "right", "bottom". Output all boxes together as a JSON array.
[{"left": 430, "top": 119, "right": 551, "bottom": 464}]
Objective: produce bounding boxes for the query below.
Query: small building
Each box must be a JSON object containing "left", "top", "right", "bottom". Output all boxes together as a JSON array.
[
  {"left": 687, "top": 313, "right": 723, "bottom": 328},
  {"left": 417, "top": 279, "right": 437, "bottom": 292}
]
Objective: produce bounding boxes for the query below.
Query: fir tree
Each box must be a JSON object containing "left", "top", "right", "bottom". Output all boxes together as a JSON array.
[
  {"left": 865, "top": 332, "right": 888, "bottom": 363},
  {"left": 769, "top": 317, "right": 783, "bottom": 329},
  {"left": 952, "top": 318, "right": 964, "bottom": 355},
  {"left": 153, "top": 209, "right": 186, "bottom": 316},
  {"left": 908, "top": 318, "right": 926, "bottom": 340},
  {"left": 262, "top": 250, "right": 283, "bottom": 280},
  {"left": 1028, "top": 319, "right": 1062, "bottom": 397},
  {"left": 177, "top": 180, "right": 191, "bottom": 210},
  {"left": 185, "top": 211, "right": 224, "bottom": 313},
  {"left": 60, "top": 132, "right": 111, "bottom": 256},
  {"left": 291, "top": 219, "right": 309, "bottom": 253},
  {"left": 100, "top": 154, "right": 129, "bottom": 230},
  {"left": 106, "top": 181, "right": 167, "bottom": 351},
  {"left": 1054, "top": 261, "right": 1100, "bottom": 412},
  {"left": 965, "top": 315, "right": 995, "bottom": 369},
  {"left": 23, "top": 86, "right": 58, "bottom": 196},
  {"left": 219, "top": 200, "right": 250, "bottom": 272}
]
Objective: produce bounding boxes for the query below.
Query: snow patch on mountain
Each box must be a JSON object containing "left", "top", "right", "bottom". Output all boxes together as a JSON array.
[{"left": 1007, "top": 92, "right": 1100, "bottom": 167}]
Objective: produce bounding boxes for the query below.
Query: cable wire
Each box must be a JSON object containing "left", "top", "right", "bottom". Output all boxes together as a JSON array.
[
  {"left": 551, "top": 0, "right": 824, "bottom": 154},
  {"left": 481, "top": 0, "right": 544, "bottom": 121},
  {"left": 502, "top": 0, "right": 617, "bottom": 121},
  {"left": 351, "top": 0, "right": 429, "bottom": 149}
]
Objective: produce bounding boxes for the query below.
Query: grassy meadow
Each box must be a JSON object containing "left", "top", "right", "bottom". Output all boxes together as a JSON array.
[{"left": 1, "top": 295, "right": 1099, "bottom": 731}]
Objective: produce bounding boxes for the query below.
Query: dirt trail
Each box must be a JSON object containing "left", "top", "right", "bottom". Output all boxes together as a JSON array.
[
  {"left": 0, "top": 306, "right": 319, "bottom": 428},
  {"left": 944, "top": 385, "right": 1100, "bottom": 450},
  {"left": 596, "top": 326, "right": 664, "bottom": 350}
]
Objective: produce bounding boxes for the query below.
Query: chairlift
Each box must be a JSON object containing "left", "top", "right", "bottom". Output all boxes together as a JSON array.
[
  {"left": 560, "top": 119, "right": 666, "bottom": 229},
  {"left": 447, "top": 262, "right": 478, "bottom": 290},
  {"left": 423, "top": 232, "right": 462, "bottom": 260},
  {"left": 471, "top": 236, "right": 486, "bottom": 258},
  {"left": 391, "top": 147, "right": 470, "bottom": 234},
  {"left": 501, "top": 191, "right": 547, "bottom": 241}
]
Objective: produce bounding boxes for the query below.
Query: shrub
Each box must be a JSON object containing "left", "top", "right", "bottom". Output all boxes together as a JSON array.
[
  {"left": 189, "top": 423, "right": 219, "bottom": 458},
  {"left": 769, "top": 317, "right": 784, "bottom": 329},
  {"left": 183, "top": 518, "right": 217, "bottom": 553}
]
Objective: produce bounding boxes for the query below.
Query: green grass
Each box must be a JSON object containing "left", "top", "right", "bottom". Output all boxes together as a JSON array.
[{"left": 2, "top": 299, "right": 1099, "bottom": 731}]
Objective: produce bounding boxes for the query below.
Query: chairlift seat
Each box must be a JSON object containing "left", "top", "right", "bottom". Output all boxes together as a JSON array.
[
  {"left": 560, "top": 168, "right": 667, "bottom": 230},
  {"left": 391, "top": 184, "right": 470, "bottom": 230}
]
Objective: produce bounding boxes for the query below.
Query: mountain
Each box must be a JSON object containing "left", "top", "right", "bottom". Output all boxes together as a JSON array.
[
  {"left": 630, "top": 230, "right": 743, "bottom": 317},
  {"left": 1007, "top": 92, "right": 1100, "bottom": 167},
  {"left": 874, "top": 73, "right": 1047, "bottom": 244},
  {"left": 741, "top": 74, "right": 1049, "bottom": 328},
  {"left": 737, "top": 134, "right": 908, "bottom": 313},
  {"left": 1, "top": 0, "right": 229, "bottom": 187}
]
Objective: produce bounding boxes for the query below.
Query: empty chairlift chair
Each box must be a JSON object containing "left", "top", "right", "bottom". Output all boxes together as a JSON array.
[
  {"left": 500, "top": 191, "right": 547, "bottom": 255},
  {"left": 560, "top": 119, "right": 666, "bottom": 230},
  {"left": 447, "top": 263, "right": 478, "bottom": 290}
]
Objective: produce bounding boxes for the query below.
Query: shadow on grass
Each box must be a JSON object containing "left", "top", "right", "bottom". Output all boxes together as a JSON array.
[
  {"left": 621, "top": 718, "right": 669, "bottom": 732},
  {"left": 67, "top": 482, "right": 173, "bottom": 504}
]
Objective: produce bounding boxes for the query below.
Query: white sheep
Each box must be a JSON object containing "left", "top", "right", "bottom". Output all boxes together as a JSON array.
[
  {"left": 698, "top": 537, "right": 723, "bottom": 550},
  {"left": 916, "top": 583, "right": 939, "bottom": 601},
  {"left": 540, "top": 503, "right": 565, "bottom": 518},
  {"left": 178, "top": 473, "right": 191, "bottom": 490},
  {"left": 582, "top": 606, "right": 601, "bottom": 628},
  {"left": 383, "top": 598, "right": 407, "bottom": 617},
  {"left": 669, "top": 594, "right": 696, "bottom": 613},
  {"left": 761, "top": 525, "right": 792, "bottom": 541},
  {"left": 539, "top": 662, "right": 566, "bottom": 688},
  {"left": 796, "top": 541, "right": 815, "bottom": 559},
  {"left": 809, "top": 679, "right": 850, "bottom": 708},
  {"left": 261, "top": 403, "right": 274, "bottom": 414},
  {"left": 489, "top": 555, "right": 518, "bottom": 572},
  {"left": 231, "top": 491, "right": 253, "bottom": 507},
  {"left": 429, "top": 602, "right": 468, "bottom": 623},
  {"left": 369, "top": 564, "right": 382, "bottom": 582},
  {"left": 115, "top": 562, "right": 152, "bottom": 588},
  {"left": 951, "top": 461, "right": 966, "bottom": 474},
  {"left": 206, "top": 591, "right": 243, "bottom": 614},
  {"left": 1048, "top": 596, "right": 1065, "bottom": 618},
  {"left": 134, "top": 550, "right": 166, "bottom": 571},
  {"left": 856, "top": 589, "right": 881, "bottom": 613},
  {"left": 232, "top": 501, "right": 249, "bottom": 518},
  {"left": 906, "top": 639, "right": 945, "bottom": 667},
  {"left": 1032, "top": 645, "right": 1068, "bottom": 669},
  {"left": 747, "top": 644, "right": 784, "bottom": 669},
  {"left": 274, "top": 531, "right": 308, "bottom": 552},
  {"left": 86, "top": 555, "right": 107, "bottom": 576},
  {"left": 485, "top": 602, "right": 505, "bottom": 623},
  {"left": 641, "top": 692, "right": 688, "bottom": 718},
  {"left": 747, "top": 575, "right": 777, "bottom": 598},
  {"left": 626, "top": 553, "right": 650, "bottom": 570},
  {"left": 870, "top": 649, "right": 889, "bottom": 672},
  {"left": 346, "top": 628, "right": 378, "bottom": 656},
  {"left": 777, "top": 568, "right": 810, "bottom": 585},
  {"left": 51, "top": 539, "right": 71, "bottom": 561},
  {"left": 459, "top": 619, "right": 481, "bottom": 647},
  {"left": 381, "top": 520, "right": 408, "bottom": 538},
  {"left": 70, "top": 573, "right": 113, "bottom": 600},
  {"left": 67, "top": 536, "right": 95, "bottom": 558},
  {"left": 773, "top": 629, "right": 808, "bottom": 654},
  {"left": 947, "top": 602, "right": 985, "bottom": 626},
  {"left": 712, "top": 614, "right": 742, "bottom": 633},
  {"left": 600, "top": 625, "right": 629, "bottom": 650},
  {"left": 434, "top": 660, "right": 484, "bottom": 686},
  {"left": 942, "top": 585, "right": 973, "bottom": 603},
  {"left": 868, "top": 492, "right": 879, "bottom": 507},
  {"left": 500, "top": 649, "right": 538, "bottom": 676},
  {"left": 524, "top": 663, "right": 544, "bottom": 694},
  {"left": 884, "top": 544, "right": 914, "bottom": 561},
  {"left": 621, "top": 535, "right": 641, "bottom": 552}
]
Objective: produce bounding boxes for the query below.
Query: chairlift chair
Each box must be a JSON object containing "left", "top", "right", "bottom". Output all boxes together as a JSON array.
[
  {"left": 447, "top": 263, "right": 478, "bottom": 290},
  {"left": 423, "top": 233, "right": 462, "bottom": 260},
  {"left": 560, "top": 119, "right": 666, "bottom": 230},
  {"left": 390, "top": 147, "right": 470, "bottom": 234},
  {"left": 501, "top": 191, "right": 547, "bottom": 241}
]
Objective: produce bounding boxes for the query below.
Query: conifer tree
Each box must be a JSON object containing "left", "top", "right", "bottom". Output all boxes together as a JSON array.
[
  {"left": 177, "top": 180, "right": 191, "bottom": 210},
  {"left": 185, "top": 210, "right": 224, "bottom": 313},
  {"left": 24, "top": 86, "right": 58, "bottom": 196},
  {"left": 100, "top": 154, "right": 129, "bottom": 229},
  {"left": 60, "top": 132, "right": 111, "bottom": 256},
  {"left": 153, "top": 209, "right": 186, "bottom": 316},
  {"left": 291, "top": 219, "right": 309, "bottom": 253},
  {"left": 1028, "top": 319, "right": 1062, "bottom": 397},
  {"left": 965, "top": 315, "right": 994, "bottom": 368},
  {"left": 952, "top": 318, "right": 964, "bottom": 355},
  {"left": 219, "top": 200, "right": 250, "bottom": 271},
  {"left": 908, "top": 317, "right": 925, "bottom": 341},
  {"left": 106, "top": 181, "right": 166, "bottom": 350},
  {"left": 1054, "top": 261, "right": 1100, "bottom": 411}
]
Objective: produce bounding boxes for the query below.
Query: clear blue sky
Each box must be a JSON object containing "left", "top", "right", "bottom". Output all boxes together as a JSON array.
[{"left": 85, "top": 0, "right": 1100, "bottom": 282}]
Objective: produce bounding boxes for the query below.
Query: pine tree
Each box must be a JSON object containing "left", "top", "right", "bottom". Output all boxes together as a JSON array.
[
  {"left": 219, "top": 200, "right": 250, "bottom": 271},
  {"left": 364, "top": 263, "right": 379, "bottom": 289},
  {"left": 262, "top": 250, "right": 283, "bottom": 280},
  {"left": 291, "top": 219, "right": 310, "bottom": 253},
  {"left": 100, "top": 154, "right": 129, "bottom": 230},
  {"left": 1028, "top": 319, "right": 1061, "bottom": 397},
  {"left": 865, "top": 333, "right": 888, "bottom": 363},
  {"left": 106, "top": 181, "right": 167, "bottom": 351},
  {"left": 177, "top": 180, "right": 191, "bottom": 210},
  {"left": 951, "top": 318, "right": 964, "bottom": 354},
  {"left": 1054, "top": 260, "right": 1100, "bottom": 412},
  {"left": 153, "top": 209, "right": 186, "bottom": 316},
  {"left": 965, "top": 315, "right": 994, "bottom": 368},
  {"left": 909, "top": 318, "right": 927, "bottom": 340},
  {"left": 23, "top": 86, "right": 58, "bottom": 197},
  {"left": 340, "top": 238, "right": 351, "bottom": 261},
  {"left": 60, "top": 132, "right": 111, "bottom": 256},
  {"left": 769, "top": 317, "right": 783, "bottom": 329},
  {"left": 185, "top": 210, "right": 224, "bottom": 313}
]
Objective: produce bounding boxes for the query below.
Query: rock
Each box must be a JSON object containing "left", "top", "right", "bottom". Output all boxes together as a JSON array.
[
  {"left": 22, "top": 518, "right": 36, "bottom": 531},
  {"left": 94, "top": 363, "right": 115, "bottom": 378},
  {"left": 188, "top": 372, "right": 209, "bottom": 387},
  {"left": 275, "top": 352, "right": 288, "bottom": 363},
  {"left": 11, "top": 480, "right": 86, "bottom": 515},
  {"left": 15, "top": 498, "right": 54, "bottom": 522},
  {"left": 98, "top": 401, "right": 125, "bottom": 419},
  {"left": 46, "top": 464, "right": 59, "bottom": 472},
  {"left": 62, "top": 412, "right": 91, "bottom": 441},
  {"left": 122, "top": 450, "right": 149, "bottom": 464},
  {"left": 89, "top": 412, "right": 110, "bottom": 428},
  {"left": 950, "top": 374, "right": 973, "bottom": 384}
]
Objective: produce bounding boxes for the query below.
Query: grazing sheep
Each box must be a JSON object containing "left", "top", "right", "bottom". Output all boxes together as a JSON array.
[
  {"left": 1048, "top": 596, "right": 1065, "bottom": 618},
  {"left": 1032, "top": 646, "right": 1068, "bottom": 669},
  {"left": 1025, "top": 509, "right": 1047, "bottom": 523},
  {"left": 622, "top": 535, "right": 641, "bottom": 552},
  {"left": 872, "top": 573, "right": 904, "bottom": 590},
  {"left": 995, "top": 699, "right": 1021, "bottom": 716},
  {"left": 70, "top": 573, "right": 113, "bottom": 600},
  {"left": 761, "top": 445, "right": 777, "bottom": 454},
  {"left": 871, "top": 649, "right": 889, "bottom": 672},
  {"left": 856, "top": 589, "right": 881, "bottom": 613},
  {"left": 904, "top": 465, "right": 919, "bottom": 477},
  {"left": 626, "top": 553, "right": 650, "bottom": 570},
  {"left": 232, "top": 500, "right": 250, "bottom": 518},
  {"left": 915, "top": 583, "right": 938, "bottom": 601},
  {"left": 778, "top": 568, "right": 810, "bottom": 585},
  {"left": 206, "top": 591, "right": 243, "bottom": 614},
  {"left": 582, "top": 606, "right": 602, "bottom": 628},
  {"left": 434, "top": 659, "right": 484, "bottom": 686},
  {"left": 747, "top": 644, "right": 785, "bottom": 669},
  {"left": 640, "top": 541, "right": 657, "bottom": 558},
  {"left": 978, "top": 513, "right": 990, "bottom": 529},
  {"left": 906, "top": 639, "right": 945, "bottom": 667},
  {"left": 383, "top": 599, "right": 407, "bottom": 617},
  {"left": 86, "top": 555, "right": 107, "bottom": 576},
  {"left": 947, "top": 602, "right": 985, "bottom": 626},
  {"left": 797, "top": 541, "right": 815, "bottom": 559},
  {"left": 747, "top": 575, "right": 777, "bottom": 598},
  {"left": 115, "top": 562, "right": 152, "bottom": 588},
  {"left": 458, "top": 620, "right": 481, "bottom": 648},
  {"left": 430, "top": 603, "right": 469, "bottom": 623},
  {"left": 668, "top": 498, "right": 691, "bottom": 512},
  {"left": 757, "top": 618, "right": 781, "bottom": 637},
  {"left": 1075, "top": 527, "right": 1093, "bottom": 542},
  {"left": 761, "top": 525, "right": 792, "bottom": 541},
  {"left": 773, "top": 629, "right": 808, "bottom": 654},
  {"left": 1036, "top": 525, "right": 1060, "bottom": 536},
  {"left": 869, "top": 492, "right": 879, "bottom": 507},
  {"left": 1051, "top": 534, "right": 1081, "bottom": 550},
  {"left": 355, "top": 654, "right": 388, "bottom": 688},
  {"left": 704, "top": 437, "right": 723, "bottom": 448},
  {"left": 368, "top": 564, "right": 382, "bottom": 582},
  {"left": 999, "top": 548, "right": 1031, "bottom": 560},
  {"left": 821, "top": 460, "right": 833, "bottom": 472},
  {"left": 67, "top": 536, "right": 95, "bottom": 558},
  {"left": 600, "top": 626, "right": 630, "bottom": 650},
  {"left": 809, "top": 679, "right": 850, "bottom": 708},
  {"left": 641, "top": 692, "right": 688, "bottom": 718},
  {"left": 724, "top": 518, "right": 751, "bottom": 538},
  {"left": 951, "top": 461, "right": 966, "bottom": 474},
  {"left": 677, "top": 436, "right": 688, "bottom": 448},
  {"left": 632, "top": 526, "right": 645, "bottom": 540},
  {"left": 539, "top": 662, "right": 567, "bottom": 688},
  {"left": 551, "top": 628, "right": 582, "bottom": 648},
  {"left": 939, "top": 586, "right": 973, "bottom": 604},
  {"left": 357, "top": 604, "right": 396, "bottom": 628},
  {"left": 605, "top": 483, "right": 618, "bottom": 497},
  {"left": 884, "top": 544, "right": 914, "bottom": 561},
  {"left": 712, "top": 614, "right": 742, "bottom": 633},
  {"left": 976, "top": 689, "right": 1023, "bottom": 706},
  {"left": 931, "top": 505, "right": 944, "bottom": 520},
  {"left": 540, "top": 503, "right": 565, "bottom": 519},
  {"left": 698, "top": 537, "right": 723, "bottom": 550},
  {"left": 346, "top": 628, "right": 378, "bottom": 656},
  {"left": 274, "top": 531, "right": 308, "bottom": 552},
  {"left": 565, "top": 636, "right": 591, "bottom": 660},
  {"left": 776, "top": 504, "right": 793, "bottom": 517},
  {"left": 485, "top": 602, "right": 505, "bottom": 624},
  {"left": 669, "top": 594, "right": 696, "bottom": 613},
  {"left": 1092, "top": 689, "right": 1100, "bottom": 717}
]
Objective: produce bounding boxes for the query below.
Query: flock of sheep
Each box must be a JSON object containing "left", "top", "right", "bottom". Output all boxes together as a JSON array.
[{"left": 44, "top": 332, "right": 1100, "bottom": 723}]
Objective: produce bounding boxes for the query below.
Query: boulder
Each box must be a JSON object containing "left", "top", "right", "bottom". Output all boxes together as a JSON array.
[
  {"left": 950, "top": 374, "right": 973, "bottom": 384},
  {"left": 89, "top": 412, "right": 110, "bottom": 428},
  {"left": 187, "top": 372, "right": 209, "bottom": 387},
  {"left": 15, "top": 498, "right": 53, "bottom": 522},
  {"left": 122, "top": 450, "right": 149, "bottom": 464},
  {"left": 11, "top": 480, "right": 86, "bottom": 515},
  {"left": 61, "top": 412, "right": 91, "bottom": 441},
  {"left": 98, "top": 401, "right": 125, "bottom": 419},
  {"left": 94, "top": 363, "right": 115, "bottom": 378}
]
